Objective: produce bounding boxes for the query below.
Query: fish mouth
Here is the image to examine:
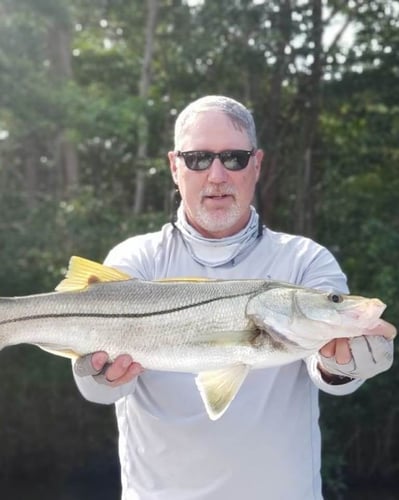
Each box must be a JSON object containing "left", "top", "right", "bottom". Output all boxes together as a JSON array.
[{"left": 340, "top": 298, "right": 386, "bottom": 329}]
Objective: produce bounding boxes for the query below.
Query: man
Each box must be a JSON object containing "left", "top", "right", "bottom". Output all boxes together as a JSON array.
[{"left": 74, "top": 95, "right": 395, "bottom": 500}]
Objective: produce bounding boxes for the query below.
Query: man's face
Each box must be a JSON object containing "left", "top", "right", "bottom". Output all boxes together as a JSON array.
[{"left": 168, "top": 111, "right": 263, "bottom": 238}]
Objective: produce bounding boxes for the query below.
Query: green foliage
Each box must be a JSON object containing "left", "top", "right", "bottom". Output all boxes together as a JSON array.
[
  {"left": 0, "top": 189, "right": 167, "bottom": 296},
  {"left": 316, "top": 43, "right": 399, "bottom": 493}
]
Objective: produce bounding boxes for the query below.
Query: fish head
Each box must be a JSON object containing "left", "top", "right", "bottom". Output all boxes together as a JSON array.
[
  {"left": 294, "top": 289, "right": 386, "bottom": 329},
  {"left": 247, "top": 285, "right": 388, "bottom": 348}
]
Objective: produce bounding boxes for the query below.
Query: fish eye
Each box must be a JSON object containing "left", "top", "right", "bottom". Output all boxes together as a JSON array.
[{"left": 328, "top": 293, "right": 343, "bottom": 304}]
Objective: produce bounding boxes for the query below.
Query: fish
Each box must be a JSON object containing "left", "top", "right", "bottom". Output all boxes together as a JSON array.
[{"left": 0, "top": 256, "right": 395, "bottom": 420}]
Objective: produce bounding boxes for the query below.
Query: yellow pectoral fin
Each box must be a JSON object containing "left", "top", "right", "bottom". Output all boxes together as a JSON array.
[
  {"left": 195, "top": 364, "right": 250, "bottom": 421},
  {"left": 55, "top": 256, "right": 132, "bottom": 292},
  {"left": 35, "top": 344, "right": 82, "bottom": 360}
]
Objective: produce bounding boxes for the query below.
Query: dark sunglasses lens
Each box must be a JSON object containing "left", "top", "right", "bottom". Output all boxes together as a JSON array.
[
  {"left": 220, "top": 151, "right": 250, "bottom": 170},
  {"left": 180, "top": 150, "right": 252, "bottom": 170},
  {"left": 184, "top": 152, "right": 213, "bottom": 170}
]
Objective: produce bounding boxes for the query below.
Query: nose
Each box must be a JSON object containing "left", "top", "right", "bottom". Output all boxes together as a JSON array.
[{"left": 207, "top": 157, "right": 229, "bottom": 183}]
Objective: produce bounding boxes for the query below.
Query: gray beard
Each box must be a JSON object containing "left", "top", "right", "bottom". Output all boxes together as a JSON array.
[{"left": 192, "top": 203, "right": 242, "bottom": 234}]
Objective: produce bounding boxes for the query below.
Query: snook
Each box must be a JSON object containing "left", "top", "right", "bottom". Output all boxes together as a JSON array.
[{"left": 0, "top": 257, "right": 394, "bottom": 420}]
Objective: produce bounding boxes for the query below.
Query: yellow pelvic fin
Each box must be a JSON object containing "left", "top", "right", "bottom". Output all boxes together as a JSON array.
[
  {"left": 195, "top": 364, "right": 250, "bottom": 421},
  {"left": 35, "top": 344, "right": 82, "bottom": 360},
  {"left": 55, "top": 256, "right": 132, "bottom": 292}
]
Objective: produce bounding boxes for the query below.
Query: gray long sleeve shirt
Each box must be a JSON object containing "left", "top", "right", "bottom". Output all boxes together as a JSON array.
[{"left": 74, "top": 222, "right": 362, "bottom": 500}]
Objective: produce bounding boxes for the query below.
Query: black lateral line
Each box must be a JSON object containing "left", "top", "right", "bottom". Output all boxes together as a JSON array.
[{"left": 0, "top": 290, "right": 255, "bottom": 326}]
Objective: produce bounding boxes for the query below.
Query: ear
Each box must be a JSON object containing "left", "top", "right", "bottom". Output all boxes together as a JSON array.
[
  {"left": 254, "top": 149, "right": 264, "bottom": 182},
  {"left": 168, "top": 151, "right": 179, "bottom": 185}
]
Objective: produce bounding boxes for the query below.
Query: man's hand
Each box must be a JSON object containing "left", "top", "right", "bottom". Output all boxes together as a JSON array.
[
  {"left": 74, "top": 352, "right": 144, "bottom": 387},
  {"left": 318, "top": 319, "right": 396, "bottom": 381}
]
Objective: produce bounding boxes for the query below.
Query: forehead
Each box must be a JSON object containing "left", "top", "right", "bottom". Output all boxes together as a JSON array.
[{"left": 178, "top": 111, "right": 251, "bottom": 150}]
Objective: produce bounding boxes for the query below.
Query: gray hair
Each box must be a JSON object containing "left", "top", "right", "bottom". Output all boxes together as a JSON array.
[{"left": 174, "top": 95, "right": 257, "bottom": 150}]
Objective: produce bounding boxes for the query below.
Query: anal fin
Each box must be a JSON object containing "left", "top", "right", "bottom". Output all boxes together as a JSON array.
[{"left": 195, "top": 364, "right": 250, "bottom": 421}]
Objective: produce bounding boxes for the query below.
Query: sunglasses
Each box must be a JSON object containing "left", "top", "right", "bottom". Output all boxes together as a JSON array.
[{"left": 176, "top": 149, "right": 255, "bottom": 171}]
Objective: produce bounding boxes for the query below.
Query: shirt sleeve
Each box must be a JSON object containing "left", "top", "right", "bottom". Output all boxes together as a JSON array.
[
  {"left": 305, "top": 354, "right": 364, "bottom": 395},
  {"left": 299, "top": 242, "right": 365, "bottom": 394},
  {"left": 72, "top": 366, "right": 137, "bottom": 404}
]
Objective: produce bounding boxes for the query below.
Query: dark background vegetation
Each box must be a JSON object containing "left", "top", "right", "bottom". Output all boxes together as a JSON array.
[{"left": 0, "top": 0, "right": 398, "bottom": 498}]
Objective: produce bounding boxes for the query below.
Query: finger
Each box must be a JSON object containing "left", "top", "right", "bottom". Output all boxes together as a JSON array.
[
  {"left": 91, "top": 351, "right": 110, "bottom": 371},
  {"left": 318, "top": 338, "right": 355, "bottom": 378},
  {"left": 319, "top": 340, "right": 337, "bottom": 358},
  {"left": 94, "top": 360, "right": 143, "bottom": 387},
  {"left": 334, "top": 338, "right": 352, "bottom": 364},
  {"left": 109, "top": 363, "right": 144, "bottom": 387},
  {"left": 365, "top": 319, "right": 397, "bottom": 340},
  {"left": 319, "top": 340, "right": 336, "bottom": 358},
  {"left": 104, "top": 354, "right": 135, "bottom": 382},
  {"left": 74, "top": 352, "right": 109, "bottom": 377}
]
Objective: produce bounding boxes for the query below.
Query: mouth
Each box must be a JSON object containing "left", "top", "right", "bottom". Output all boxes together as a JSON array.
[
  {"left": 203, "top": 193, "right": 233, "bottom": 201},
  {"left": 202, "top": 194, "right": 234, "bottom": 209}
]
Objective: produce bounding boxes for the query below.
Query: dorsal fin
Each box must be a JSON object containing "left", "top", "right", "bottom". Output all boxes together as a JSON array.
[{"left": 55, "top": 256, "right": 131, "bottom": 292}]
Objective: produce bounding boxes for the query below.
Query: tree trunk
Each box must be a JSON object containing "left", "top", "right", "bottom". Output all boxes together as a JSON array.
[
  {"left": 259, "top": 0, "right": 291, "bottom": 226},
  {"left": 47, "top": 21, "right": 79, "bottom": 198},
  {"left": 133, "top": 0, "right": 159, "bottom": 215},
  {"left": 294, "top": 0, "right": 323, "bottom": 236}
]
